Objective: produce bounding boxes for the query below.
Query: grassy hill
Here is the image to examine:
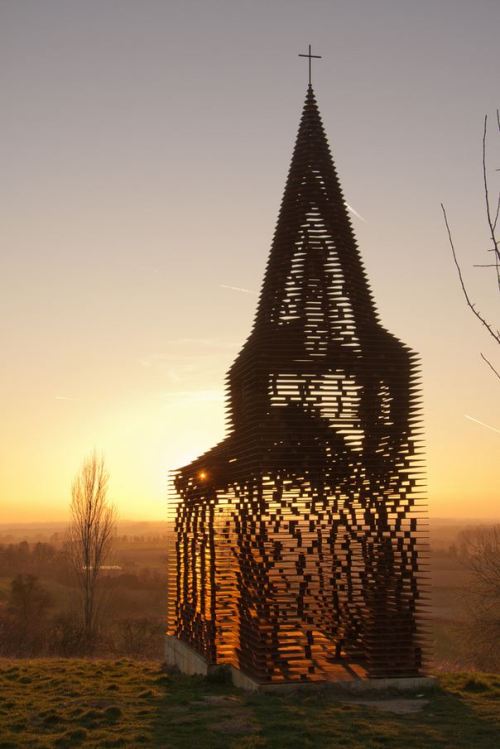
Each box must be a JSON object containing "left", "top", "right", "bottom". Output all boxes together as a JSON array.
[{"left": 0, "top": 660, "right": 499, "bottom": 748}]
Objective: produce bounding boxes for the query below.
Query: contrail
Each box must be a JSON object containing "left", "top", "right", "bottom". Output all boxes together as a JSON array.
[
  {"left": 220, "top": 284, "right": 257, "bottom": 295},
  {"left": 465, "top": 414, "right": 500, "bottom": 435},
  {"left": 346, "top": 203, "right": 367, "bottom": 223}
]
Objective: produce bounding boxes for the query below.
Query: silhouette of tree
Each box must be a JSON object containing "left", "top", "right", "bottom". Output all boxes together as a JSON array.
[
  {"left": 67, "top": 452, "right": 116, "bottom": 650},
  {"left": 457, "top": 526, "right": 500, "bottom": 669},
  {"left": 8, "top": 573, "right": 52, "bottom": 619},
  {"left": 441, "top": 110, "right": 499, "bottom": 379},
  {"left": 2, "top": 574, "right": 53, "bottom": 655}
]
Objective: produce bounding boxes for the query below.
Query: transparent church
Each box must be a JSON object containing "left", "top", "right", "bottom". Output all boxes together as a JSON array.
[{"left": 166, "top": 82, "right": 428, "bottom": 686}]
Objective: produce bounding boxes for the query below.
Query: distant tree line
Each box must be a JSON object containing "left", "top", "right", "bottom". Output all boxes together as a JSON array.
[
  {"left": 0, "top": 542, "right": 165, "bottom": 588},
  {"left": 0, "top": 541, "right": 69, "bottom": 581},
  {"left": 0, "top": 569, "right": 165, "bottom": 659}
]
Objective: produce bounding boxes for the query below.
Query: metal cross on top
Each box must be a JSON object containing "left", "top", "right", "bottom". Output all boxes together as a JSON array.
[{"left": 298, "top": 44, "right": 322, "bottom": 86}]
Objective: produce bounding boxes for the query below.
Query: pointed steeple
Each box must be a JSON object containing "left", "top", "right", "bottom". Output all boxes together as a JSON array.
[{"left": 255, "top": 86, "right": 378, "bottom": 342}]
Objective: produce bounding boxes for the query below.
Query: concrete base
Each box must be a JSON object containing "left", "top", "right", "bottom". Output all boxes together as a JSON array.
[
  {"left": 237, "top": 672, "right": 437, "bottom": 694},
  {"left": 164, "top": 636, "right": 435, "bottom": 692},
  {"left": 165, "top": 634, "right": 212, "bottom": 676}
]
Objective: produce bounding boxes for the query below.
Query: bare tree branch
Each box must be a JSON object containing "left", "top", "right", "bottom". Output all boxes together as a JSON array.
[
  {"left": 481, "top": 352, "right": 500, "bottom": 381},
  {"left": 482, "top": 115, "right": 500, "bottom": 290},
  {"left": 441, "top": 203, "right": 500, "bottom": 345},
  {"left": 493, "top": 193, "right": 500, "bottom": 232}
]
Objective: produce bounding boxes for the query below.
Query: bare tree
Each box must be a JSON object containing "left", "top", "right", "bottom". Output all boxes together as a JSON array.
[
  {"left": 457, "top": 525, "right": 500, "bottom": 669},
  {"left": 67, "top": 452, "right": 116, "bottom": 650},
  {"left": 441, "top": 109, "right": 500, "bottom": 379}
]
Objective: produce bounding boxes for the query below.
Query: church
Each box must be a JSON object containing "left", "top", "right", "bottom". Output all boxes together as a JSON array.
[{"left": 166, "top": 54, "right": 428, "bottom": 687}]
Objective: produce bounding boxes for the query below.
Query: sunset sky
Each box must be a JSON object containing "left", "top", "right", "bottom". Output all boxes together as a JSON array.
[{"left": 1, "top": 0, "right": 498, "bottom": 523}]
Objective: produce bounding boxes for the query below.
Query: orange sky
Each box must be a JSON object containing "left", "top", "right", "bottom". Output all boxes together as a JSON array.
[{"left": 1, "top": 1, "right": 498, "bottom": 523}]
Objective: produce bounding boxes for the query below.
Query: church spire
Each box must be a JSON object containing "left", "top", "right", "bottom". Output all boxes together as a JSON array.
[{"left": 255, "top": 83, "right": 378, "bottom": 335}]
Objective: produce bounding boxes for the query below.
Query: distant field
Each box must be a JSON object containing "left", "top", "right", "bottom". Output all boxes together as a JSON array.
[
  {"left": 429, "top": 550, "right": 472, "bottom": 668},
  {"left": 0, "top": 519, "right": 493, "bottom": 668},
  {"left": 0, "top": 659, "right": 499, "bottom": 748}
]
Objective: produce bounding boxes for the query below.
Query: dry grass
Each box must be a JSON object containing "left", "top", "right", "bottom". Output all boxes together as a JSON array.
[{"left": 0, "top": 659, "right": 499, "bottom": 748}]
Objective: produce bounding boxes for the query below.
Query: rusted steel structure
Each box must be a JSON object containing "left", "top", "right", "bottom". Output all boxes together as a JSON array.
[{"left": 167, "top": 84, "right": 428, "bottom": 683}]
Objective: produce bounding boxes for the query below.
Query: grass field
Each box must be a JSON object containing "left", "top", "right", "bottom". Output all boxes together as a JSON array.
[{"left": 0, "top": 660, "right": 499, "bottom": 748}]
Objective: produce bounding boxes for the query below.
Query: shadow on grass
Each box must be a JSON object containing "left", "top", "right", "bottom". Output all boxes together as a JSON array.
[
  {"left": 151, "top": 672, "right": 500, "bottom": 749},
  {"left": 0, "top": 660, "right": 498, "bottom": 748},
  {"left": 248, "top": 674, "right": 500, "bottom": 749},
  {"left": 151, "top": 670, "right": 258, "bottom": 749}
]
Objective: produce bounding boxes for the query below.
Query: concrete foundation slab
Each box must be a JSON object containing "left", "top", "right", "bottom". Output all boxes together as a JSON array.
[
  {"left": 252, "top": 674, "right": 437, "bottom": 694},
  {"left": 164, "top": 636, "right": 435, "bottom": 693}
]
